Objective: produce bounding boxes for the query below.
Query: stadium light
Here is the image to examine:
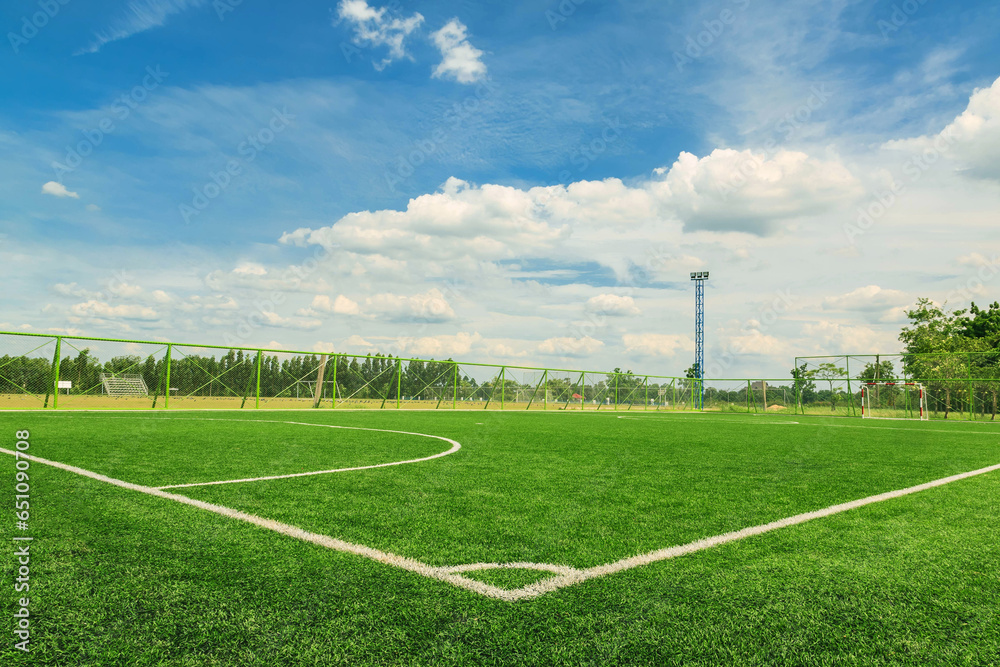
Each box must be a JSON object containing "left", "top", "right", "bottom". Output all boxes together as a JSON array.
[{"left": 690, "top": 270, "right": 709, "bottom": 410}]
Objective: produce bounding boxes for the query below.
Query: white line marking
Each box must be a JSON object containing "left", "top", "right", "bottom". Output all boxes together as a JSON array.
[
  {"left": 3, "top": 447, "right": 998, "bottom": 602},
  {"left": 153, "top": 420, "right": 461, "bottom": 489}
]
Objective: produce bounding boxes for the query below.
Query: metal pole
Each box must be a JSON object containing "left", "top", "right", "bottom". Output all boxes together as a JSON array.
[
  {"left": 968, "top": 352, "right": 974, "bottom": 421},
  {"left": 255, "top": 350, "right": 262, "bottom": 409},
  {"left": 332, "top": 355, "right": 338, "bottom": 409},
  {"left": 846, "top": 355, "right": 854, "bottom": 417},
  {"left": 164, "top": 344, "right": 172, "bottom": 409},
  {"left": 396, "top": 359, "right": 402, "bottom": 409},
  {"left": 51, "top": 336, "right": 62, "bottom": 409},
  {"left": 500, "top": 367, "right": 506, "bottom": 410},
  {"left": 690, "top": 271, "right": 709, "bottom": 410},
  {"left": 614, "top": 372, "right": 619, "bottom": 411},
  {"left": 543, "top": 370, "right": 548, "bottom": 411},
  {"left": 453, "top": 362, "right": 458, "bottom": 410}
]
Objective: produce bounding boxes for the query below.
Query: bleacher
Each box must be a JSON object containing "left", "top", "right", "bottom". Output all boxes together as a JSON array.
[{"left": 99, "top": 373, "right": 149, "bottom": 397}]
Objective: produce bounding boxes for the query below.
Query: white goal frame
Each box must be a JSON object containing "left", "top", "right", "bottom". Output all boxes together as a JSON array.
[{"left": 860, "top": 382, "right": 927, "bottom": 421}]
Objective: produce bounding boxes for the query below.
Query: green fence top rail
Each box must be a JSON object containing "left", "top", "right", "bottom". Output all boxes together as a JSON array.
[{"left": 0, "top": 330, "right": 686, "bottom": 382}]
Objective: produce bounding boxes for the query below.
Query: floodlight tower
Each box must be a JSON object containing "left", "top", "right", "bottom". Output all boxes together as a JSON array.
[{"left": 690, "top": 271, "right": 709, "bottom": 410}]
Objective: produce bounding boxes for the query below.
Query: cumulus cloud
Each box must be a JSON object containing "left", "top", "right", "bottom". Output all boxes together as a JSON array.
[
  {"left": 309, "top": 294, "right": 364, "bottom": 316},
  {"left": 280, "top": 150, "right": 860, "bottom": 284},
  {"left": 337, "top": 0, "right": 424, "bottom": 71},
  {"left": 823, "top": 285, "right": 911, "bottom": 323},
  {"left": 280, "top": 177, "right": 570, "bottom": 266},
  {"left": 537, "top": 336, "right": 604, "bottom": 357},
  {"left": 307, "top": 290, "right": 453, "bottom": 322},
  {"left": 367, "top": 288, "right": 455, "bottom": 322},
  {"left": 397, "top": 331, "right": 481, "bottom": 358},
  {"left": 42, "top": 181, "right": 79, "bottom": 198},
  {"left": 884, "top": 76, "right": 1000, "bottom": 182},
  {"left": 586, "top": 294, "right": 641, "bottom": 316},
  {"left": 801, "top": 320, "right": 900, "bottom": 355},
  {"left": 430, "top": 19, "right": 487, "bottom": 84},
  {"left": 342, "top": 334, "right": 377, "bottom": 353},
  {"left": 623, "top": 333, "right": 693, "bottom": 357},
  {"left": 69, "top": 300, "right": 158, "bottom": 320},
  {"left": 653, "top": 149, "right": 863, "bottom": 235}
]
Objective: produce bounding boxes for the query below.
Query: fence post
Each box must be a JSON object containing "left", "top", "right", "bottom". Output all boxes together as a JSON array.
[
  {"left": 332, "top": 355, "right": 338, "bottom": 409},
  {"left": 614, "top": 373, "right": 619, "bottom": 411},
  {"left": 164, "top": 344, "right": 172, "bottom": 410},
  {"left": 396, "top": 359, "right": 402, "bottom": 409},
  {"left": 50, "top": 336, "right": 63, "bottom": 410},
  {"left": 255, "top": 349, "right": 263, "bottom": 409},
  {"left": 968, "top": 353, "right": 974, "bottom": 421},
  {"left": 542, "top": 364, "right": 552, "bottom": 410},
  {"left": 500, "top": 367, "right": 506, "bottom": 410},
  {"left": 453, "top": 362, "right": 458, "bottom": 409},
  {"left": 845, "top": 356, "right": 855, "bottom": 417}
]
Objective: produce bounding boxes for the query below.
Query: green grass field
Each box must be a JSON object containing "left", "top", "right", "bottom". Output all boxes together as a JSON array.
[{"left": 2, "top": 410, "right": 999, "bottom": 665}]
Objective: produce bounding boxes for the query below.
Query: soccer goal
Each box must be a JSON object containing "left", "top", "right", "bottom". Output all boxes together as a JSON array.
[
  {"left": 99, "top": 373, "right": 150, "bottom": 398},
  {"left": 860, "top": 382, "right": 927, "bottom": 421}
]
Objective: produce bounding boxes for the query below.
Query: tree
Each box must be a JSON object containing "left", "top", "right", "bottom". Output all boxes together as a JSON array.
[
  {"left": 899, "top": 299, "right": 967, "bottom": 418},
  {"left": 814, "top": 362, "right": 846, "bottom": 411},
  {"left": 956, "top": 301, "right": 1000, "bottom": 420},
  {"left": 791, "top": 364, "right": 817, "bottom": 406}
]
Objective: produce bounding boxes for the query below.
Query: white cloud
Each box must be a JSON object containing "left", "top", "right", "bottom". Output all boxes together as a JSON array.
[
  {"left": 653, "top": 149, "right": 863, "bottom": 235},
  {"left": 41, "top": 181, "right": 79, "bottom": 199},
  {"left": 233, "top": 263, "right": 267, "bottom": 276},
  {"left": 537, "top": 336, "right": 605, "bottom": 357},
  {"left": 80, "top": 0, "right": 207, "bottom": 55},
  {"left": 69, "top": 300, "right": 159, "bottom": 321},
  {"left": 397, "top": 332, "right": 481, "bottom": 358},
  {"left": 86, "top": 204, "right": 101, "bottom": 212},
  {"left": 623, "top": 333, "right": 693, "bottom": 357},
  {"left": 430, "top": 19, "right": 487, "bottom": 84},
  {"left": 367, "top": 288, "right": 455, "bottom": 322},
  {"left": 957, "top": 252, "right": 999, "bottom": 268},
  {"left": 801, "top": 321, "right": 900, "bottom": 355},
  {"left": 333, "top": 295, "right": 363, "bottom": 316},
  {"left": 823, "top": 285, "right": 912, "bottom": 323},
  {"left": 884, "top": 76, "right": 1000, "bottom": 182},
  {"left": 724, "top": 329, "right": 785, "bottom": 356},
  {"left": 342, "top": 334, "right": 376, "bottom": 353},
  {"left": 586, "top": 294, "right": 641, "bottom": 316},
  {"left": 313, "top": 341, "right": 337, "bottom": 353},
  {"left": 337, "top": 0, "right": 424, "bottom": 71}
]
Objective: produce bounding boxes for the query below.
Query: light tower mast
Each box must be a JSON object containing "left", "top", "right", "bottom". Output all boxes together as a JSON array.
[{"left": 690, "top": 271, "right": 709, "bottom": 410}]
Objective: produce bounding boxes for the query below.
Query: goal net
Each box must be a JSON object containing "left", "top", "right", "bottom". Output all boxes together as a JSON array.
[
  {"left": 100, "top": 373, "right": 150, "bottom": 397},
  {"left": 860, "top": 382, "right": 927, "bottom": 421}
]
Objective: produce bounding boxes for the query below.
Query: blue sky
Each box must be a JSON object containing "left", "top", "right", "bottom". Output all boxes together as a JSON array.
[{"left": 2, "top": 0, "right": 999, "bottom": 378}]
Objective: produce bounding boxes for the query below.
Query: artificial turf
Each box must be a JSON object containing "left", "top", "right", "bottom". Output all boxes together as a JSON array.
[{"left": 1, "top": 410, "right": 998, "bottom": 665}]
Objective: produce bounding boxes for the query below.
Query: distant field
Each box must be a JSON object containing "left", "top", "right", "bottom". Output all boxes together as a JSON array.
[{"left": 1, "top": 410, "right": 998, "bottom": 665}]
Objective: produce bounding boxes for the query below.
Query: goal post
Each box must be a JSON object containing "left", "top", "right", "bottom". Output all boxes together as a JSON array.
[{"left": 860, "top": 382, "right": 927, "bottom": 421}]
